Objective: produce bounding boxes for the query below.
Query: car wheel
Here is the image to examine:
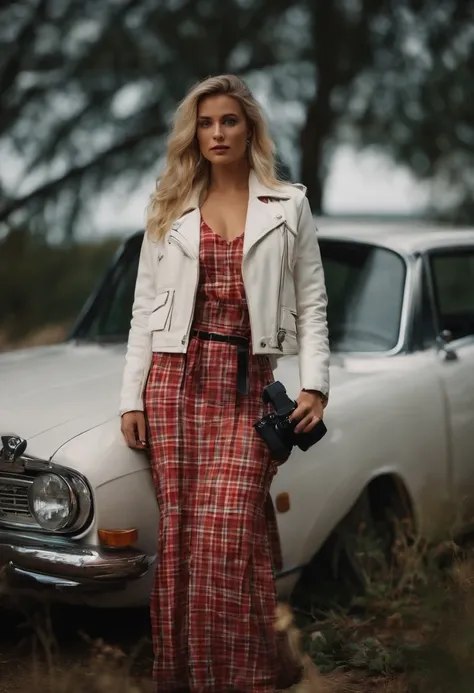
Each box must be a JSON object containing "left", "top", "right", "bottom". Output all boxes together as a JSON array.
[{"left": 293, "top": 482, "right": 412, "bottom": 610}]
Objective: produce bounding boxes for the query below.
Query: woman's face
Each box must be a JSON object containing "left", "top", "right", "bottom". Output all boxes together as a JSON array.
[{"left": 196, "top": 94, "right": 250, "bottom": 166}]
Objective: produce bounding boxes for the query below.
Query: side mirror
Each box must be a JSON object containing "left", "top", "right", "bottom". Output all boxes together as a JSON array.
[
  {"left": 436, "top": 330, "right": 457, "bottom": 361},
  {"left": 440, "top": 329, "right": 453, "bottom": 344}
]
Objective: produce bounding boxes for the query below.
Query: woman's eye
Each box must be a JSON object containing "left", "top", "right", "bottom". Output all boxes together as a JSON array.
[
  {"left": 223, "top": 117, "right": 237, "bottom": 126},
  {"left": 198, "top": 121, "right": 211, "bottom": 128}
]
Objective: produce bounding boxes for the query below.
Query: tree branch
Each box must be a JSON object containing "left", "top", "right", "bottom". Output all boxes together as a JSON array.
[
  {"left": 0, "top": 124, "right": 165, "bottom": 223},
  {"left": 0, "top": 0, "right": 50, "bottom": 96}
]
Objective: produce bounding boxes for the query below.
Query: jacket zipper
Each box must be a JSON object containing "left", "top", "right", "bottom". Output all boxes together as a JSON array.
[
  {"left": 168, "top": 231, "right": 199, "bottom": 346},
  {"left": 137, "top": 252, "right": 166, "bottom": 400},
  {"left": 168, "top": 231, "right": 196, "bottom": 259},
  {"left": 182, "top": 262, "right": 200, "bottom": 346},
  {"left": 274, "top": 226, "right": 288, "bottom": 350},
  {"left": 241, "top": 217, "right": 287, "bottom": 351},
  {"left": 171, "top": 218, "right": 290, "bottom": 352}
]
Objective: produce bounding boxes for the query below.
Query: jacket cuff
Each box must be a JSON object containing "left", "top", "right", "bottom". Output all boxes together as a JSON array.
[
  {"left": 303, "top": 387, "right": 329, "bottom": 402},
  {"left": 301, "top": 382, "right": 329, "bottom": 400},
  {"left": 119, "top": 399, "right": 145, "bottom": 417}
]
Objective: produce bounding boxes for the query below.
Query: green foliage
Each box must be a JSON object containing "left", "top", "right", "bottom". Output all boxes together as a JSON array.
[
  {"left": 0, "top": 0, "right": 297, "bottom": 238},
  {"left": 0, "top": 0, "right": 472, "bottom": 237},
  {"left": 294, "top": 519, "right": 474, "bottom": 691},
  {"left": 0, "top": 228, "right": 121, "bottom": 344}
]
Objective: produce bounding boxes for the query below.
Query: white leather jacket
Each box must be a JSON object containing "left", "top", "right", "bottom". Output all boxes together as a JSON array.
[{"left": 119, "top": 171, "right": 330, "bottom": 415}]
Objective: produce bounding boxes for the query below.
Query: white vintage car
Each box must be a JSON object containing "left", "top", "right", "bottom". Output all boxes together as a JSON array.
[{"left": 1, "top": 221, "right": 474, "bottom": 608}]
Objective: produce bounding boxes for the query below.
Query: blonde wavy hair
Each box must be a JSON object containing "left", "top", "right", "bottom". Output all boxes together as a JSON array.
[{"left": 146, "top": 74, "right": 283, "bottom": 240}]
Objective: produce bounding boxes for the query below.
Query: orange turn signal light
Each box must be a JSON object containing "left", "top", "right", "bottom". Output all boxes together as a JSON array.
[
  {"left": 98, "top": 528, "right": 138, "bottom": 548},
  {"left": 276, "top": 492, "right": 291, "bottom": 513}
]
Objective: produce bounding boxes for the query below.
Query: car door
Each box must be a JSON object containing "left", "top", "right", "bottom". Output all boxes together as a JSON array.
[{"left": 424, "top": 245, "right": 474, "bottom": 517}]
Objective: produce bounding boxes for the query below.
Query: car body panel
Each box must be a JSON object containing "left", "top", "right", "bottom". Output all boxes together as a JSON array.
[
  {"left": 0, "top": 343, "right": 124, "bottom": 460},
  {"left": 1, "top": 221, "right": 474, "bottom": 607},
  {"left": 434, "top": 337, "right": 474, "bottom": 515}
]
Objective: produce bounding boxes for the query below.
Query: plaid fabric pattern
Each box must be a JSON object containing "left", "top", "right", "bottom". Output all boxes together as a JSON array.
[{"left": 144, "top": 220, "right": 300, "bottom": 693}]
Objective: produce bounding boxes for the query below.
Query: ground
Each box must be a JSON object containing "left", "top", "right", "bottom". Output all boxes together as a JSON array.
[
  {"left": 0, "top": 593, "right": 426, "bottom": 693},
  {"left": 2, "top": 530, "right": 474, "bottom": 692},
  {"left": 0, "top": 602, "right": 154, "bottom": 692},
  {"left": 0, "top": 599, "right": 383, "bottom": 693}
]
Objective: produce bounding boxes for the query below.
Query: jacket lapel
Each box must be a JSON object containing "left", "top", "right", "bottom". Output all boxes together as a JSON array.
[
  {"left": 171, "top": 207, "right": 201, "bottom": 258},
  {"left": 243, "top": 171, "right": 292, "bottom": 256},
  {"left": 170, "top": 180, "right": 204, "bottom": 258},
  {"left": 242, "top": 197, "right": 286, "bottom": 257},
  {"left": 170, "top": 170, "right": 295, "bottom": 258}
]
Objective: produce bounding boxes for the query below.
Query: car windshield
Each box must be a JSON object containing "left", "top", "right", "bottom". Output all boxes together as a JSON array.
[{"left": 72, "top": 234, "right": 406, "bottom": 353}]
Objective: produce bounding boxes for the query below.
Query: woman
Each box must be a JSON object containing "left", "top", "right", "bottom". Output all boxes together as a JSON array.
[{"left": 120, "top": 74, "right": 330, "bottom": 693}]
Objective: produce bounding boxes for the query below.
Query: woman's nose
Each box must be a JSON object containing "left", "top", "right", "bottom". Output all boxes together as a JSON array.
[{"left": 212, "top": 126, "right": 224, "bottom": 140}]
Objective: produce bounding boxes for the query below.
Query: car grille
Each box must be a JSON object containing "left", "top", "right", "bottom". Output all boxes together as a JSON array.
[{"left": 0, "top": 472, "right": 38, "bottom": 528}]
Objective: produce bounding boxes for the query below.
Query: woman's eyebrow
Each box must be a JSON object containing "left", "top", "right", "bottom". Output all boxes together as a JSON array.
[{"left": 198, "top": 113, "right": 240, "bottom": 119}]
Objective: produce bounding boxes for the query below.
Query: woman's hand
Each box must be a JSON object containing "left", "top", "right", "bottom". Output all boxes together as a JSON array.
[
  {"left": 121, "top": 411, "right": 148, "bottom": 450},
  {"left": 289, "top": 390, "right": 327, "bottom": 434}
]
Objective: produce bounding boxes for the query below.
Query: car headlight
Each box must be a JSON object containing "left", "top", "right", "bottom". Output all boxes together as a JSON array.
[{"left": 29, "top": 472, "right": 78, "bottom": 531}]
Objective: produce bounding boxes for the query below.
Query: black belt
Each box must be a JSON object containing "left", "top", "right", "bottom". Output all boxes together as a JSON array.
[{"left": 191, "top": 329, "right": 250, "bottom": 396}]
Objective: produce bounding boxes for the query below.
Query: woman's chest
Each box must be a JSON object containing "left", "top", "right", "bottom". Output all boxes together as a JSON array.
[{"left": 200, "top": 193, "right": 248, "bottom": 243}]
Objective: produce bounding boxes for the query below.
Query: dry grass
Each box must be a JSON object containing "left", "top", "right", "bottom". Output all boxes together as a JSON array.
[
  {"left": 275, "top": 602, "right": 349, "bottom": 692},
  {"left": 4, "top": 524, "right": 474, "bottom": 691},
  {"left": 0, "top": 324, "right": 69, "bottom": 352},
  {"left": 294, "top": 519, "right": 474, "bottom": 692},
  {"left": 3, "top": 599, "right": 337, "bottom": 693},
  {"left": 13, "top": 642, "right": 154, "bottom": 693}
]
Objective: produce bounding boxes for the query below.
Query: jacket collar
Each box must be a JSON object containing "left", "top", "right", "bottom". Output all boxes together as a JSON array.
[
  {"left": 171, "top": 169, "right": 296, "bottom": 258},
  {"left": 178, "top": 169, "right": 293, "bottom": 217}
]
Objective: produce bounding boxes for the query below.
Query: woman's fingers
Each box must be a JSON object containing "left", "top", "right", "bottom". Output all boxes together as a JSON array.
[
  {"left": 136, "top": 413, "right": 148, "bottom": 448},
  {"left": 121, "top": 412, "right": 147, "bottom": 449},
  {"left": 123, "top": 420, "right": 138, "bottom": 448},
  {"left": 294, "top": 412, "right": 318, "bottom": 434},
  {"left": 301, "top": 414, "right": 320, "bottom": 433},
  {"left": 289, "top": 401, "right": 310, "bottom": 425}
]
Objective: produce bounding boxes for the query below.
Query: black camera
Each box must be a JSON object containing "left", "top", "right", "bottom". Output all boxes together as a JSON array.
[{"left": 254, "top": 381, "right": 327, "bottom": 462}]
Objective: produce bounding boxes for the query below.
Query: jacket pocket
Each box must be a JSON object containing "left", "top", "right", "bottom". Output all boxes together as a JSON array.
[{"left": 149, "top": 289, "right": 175, "bottom": 332}]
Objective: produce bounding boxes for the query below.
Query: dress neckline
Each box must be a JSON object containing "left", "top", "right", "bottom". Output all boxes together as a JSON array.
[{"left": 201, "top": 218, "right": 244, "bottom": 245}]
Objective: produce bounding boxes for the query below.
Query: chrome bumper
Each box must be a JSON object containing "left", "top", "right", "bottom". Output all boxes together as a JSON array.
[{"left": 0, "top": 528, "right": 150, "bottom": 593}]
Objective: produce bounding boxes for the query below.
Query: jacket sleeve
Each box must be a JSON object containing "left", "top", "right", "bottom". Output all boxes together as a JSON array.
[
  {"left": 119, "top": 232, "right": 156, "bottom": 415},
  {"left": 293, "top": 195, "right": 330, "bottom": 399}
]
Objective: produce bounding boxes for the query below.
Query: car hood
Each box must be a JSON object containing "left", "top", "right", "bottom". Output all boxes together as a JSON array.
[
  {"left": 0, "top": 342, "right": 371, "bottom": 462},
  {"left": 0, "top": 341, "right": 126, "bottom": 460}
]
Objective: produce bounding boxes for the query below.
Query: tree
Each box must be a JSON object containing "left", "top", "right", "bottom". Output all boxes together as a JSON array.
[
  {"left": 0, "top": 0, "right": 297, "bottom": 239},
  {"left": 347, "top": 0, "right": 474, "bottom": 223},
  {"left": 294, "top": 0, "right": 474, "bottom": 216},
  {"left": 1, "top": 0, "right": 473, "bottom": 240},
  {"left": 295, "top": 0, "right": 391, "bottom": 212}
]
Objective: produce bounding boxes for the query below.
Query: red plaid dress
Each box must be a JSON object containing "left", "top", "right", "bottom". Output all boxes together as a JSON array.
[{"left": 144, "top": 219, "right": 300, "bottom": 693}]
